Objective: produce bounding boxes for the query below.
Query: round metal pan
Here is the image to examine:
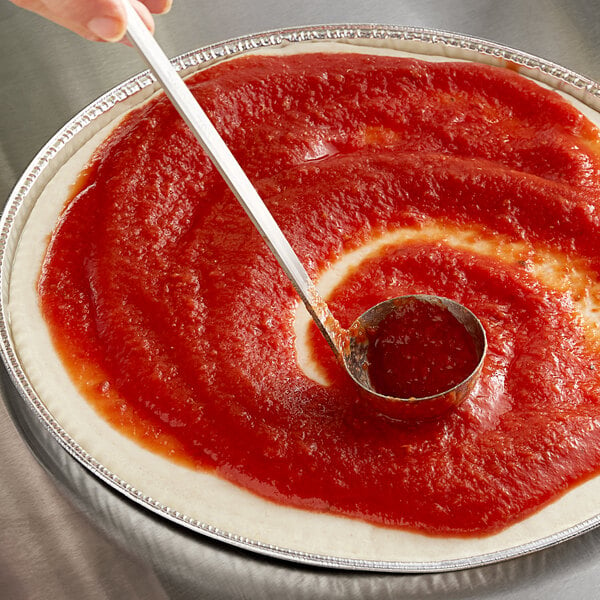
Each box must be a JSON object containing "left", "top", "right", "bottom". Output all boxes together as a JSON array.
[{"left": 2, "top": 24, "right": 600, "bottom": 572}]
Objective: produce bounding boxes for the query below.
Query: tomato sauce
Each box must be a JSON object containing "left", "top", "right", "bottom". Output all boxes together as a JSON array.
[
  {"left": 366, "top": 299, "right": 480, "bottom": 399},
  {"left": 38, "top": 53, "right": 600, "bottom": 536}
]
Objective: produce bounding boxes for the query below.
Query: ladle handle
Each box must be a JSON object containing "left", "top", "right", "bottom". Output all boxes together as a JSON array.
[{"left": 123, "top": 2, "right": 344, "bottom": 356}]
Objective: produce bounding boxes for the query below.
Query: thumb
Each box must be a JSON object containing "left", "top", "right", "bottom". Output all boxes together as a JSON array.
[{"left": 88, "top": 0, "right": 155, "bottom": 42}]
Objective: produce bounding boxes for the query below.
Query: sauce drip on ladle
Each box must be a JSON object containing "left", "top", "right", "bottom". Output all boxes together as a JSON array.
[{"left": 124, "top": 3, "right": 487, "bottom": 419}]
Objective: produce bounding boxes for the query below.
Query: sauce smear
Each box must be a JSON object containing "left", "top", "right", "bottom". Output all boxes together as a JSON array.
[{"left": 37, "top": 53, "right": 600, "bottom": 536}]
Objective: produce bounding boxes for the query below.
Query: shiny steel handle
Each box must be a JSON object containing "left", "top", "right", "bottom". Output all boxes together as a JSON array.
[{"left": 123, "top": 2, "right": 344, "bottom": 355}]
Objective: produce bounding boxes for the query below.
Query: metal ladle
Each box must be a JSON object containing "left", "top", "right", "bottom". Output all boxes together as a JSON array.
[{"left": 124, "top": 3, "right": 487, "bottom": 420}]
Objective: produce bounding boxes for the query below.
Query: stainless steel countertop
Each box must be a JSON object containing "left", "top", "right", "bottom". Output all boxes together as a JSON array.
[{"left": 2, "top": 1, "right": 600, "bottom": 598}]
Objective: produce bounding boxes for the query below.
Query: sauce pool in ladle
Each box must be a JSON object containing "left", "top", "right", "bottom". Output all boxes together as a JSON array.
[{"left": 365, "top": 300, "right": 481, "bottom": 399}]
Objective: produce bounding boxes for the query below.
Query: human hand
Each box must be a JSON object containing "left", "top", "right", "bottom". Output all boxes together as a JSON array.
[{"left": 9, "top": 0, "right": 172, "bottom": 42}]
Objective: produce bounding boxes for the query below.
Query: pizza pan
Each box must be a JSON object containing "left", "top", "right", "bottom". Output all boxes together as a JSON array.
[{"left": 2, "top": 24, "right": 600, "bottom": 572}]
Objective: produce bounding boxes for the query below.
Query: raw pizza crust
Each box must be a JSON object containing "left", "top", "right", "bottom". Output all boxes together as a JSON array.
[{"left": 8, "top": 40, "right": 600, "bottom": 565}]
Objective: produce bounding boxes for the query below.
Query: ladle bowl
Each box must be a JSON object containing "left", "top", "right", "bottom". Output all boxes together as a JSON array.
[{"left": 344, "top": 295, "right": 487, "bottom": 420}]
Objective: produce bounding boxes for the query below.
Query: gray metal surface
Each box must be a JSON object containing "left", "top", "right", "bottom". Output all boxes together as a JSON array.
[{"left": 2, "top": 0, "right": 600, "bottom": 598}]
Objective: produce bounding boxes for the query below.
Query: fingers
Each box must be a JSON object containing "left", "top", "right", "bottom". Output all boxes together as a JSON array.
[{"left": 9, "top": 0, "right": 172, "bottom": 42}]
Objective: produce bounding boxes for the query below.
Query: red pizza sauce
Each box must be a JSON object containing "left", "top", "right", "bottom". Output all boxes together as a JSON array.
[
  {"left": 366, "top": 299, "right": 480, "bottom": 399},
  {"left": 38, "top": 53, "right": 600, "bottom": 536}
]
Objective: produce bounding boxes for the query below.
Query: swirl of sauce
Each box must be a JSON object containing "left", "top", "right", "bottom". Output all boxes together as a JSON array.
[{"left": 39, "top": 53, "right": 600, "bottom": 535}]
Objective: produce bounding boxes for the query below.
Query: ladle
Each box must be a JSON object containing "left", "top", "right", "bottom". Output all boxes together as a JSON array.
[{"left": 123, "top": 3, "right": 487, "bottom": 419}]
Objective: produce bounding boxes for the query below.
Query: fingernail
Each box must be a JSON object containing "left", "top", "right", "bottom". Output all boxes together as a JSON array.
[{"left": 87, "top": 16, "right": 125, "bottom": 42}]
